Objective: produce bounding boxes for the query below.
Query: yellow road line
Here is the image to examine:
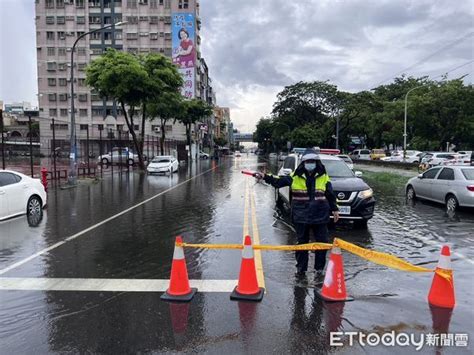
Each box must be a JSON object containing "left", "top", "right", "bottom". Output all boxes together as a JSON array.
[{"left": 250, "top": 184, "right": 265, "bottom": 289}]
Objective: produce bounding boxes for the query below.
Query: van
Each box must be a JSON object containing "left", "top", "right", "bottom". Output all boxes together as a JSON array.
[
  {"left": 370, "top": 149, "right": 386, "bottom": 160},
  {"left": 349, "top": 149, "right": 371, "bottom": 160}
]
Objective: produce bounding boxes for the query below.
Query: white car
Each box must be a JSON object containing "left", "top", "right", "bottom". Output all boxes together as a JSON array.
[
  {"left": 349, "top": 149, "right": 371, "bottom": 160},
  {"left": 421, "top": 152, "right": 457, "bottom": 167},
  {"left": 383, "top": 150, "right": 423, "bottom": 163},
  {"left": 98, "top": 147, "right": 140, "bottom": 165},
  {"left": 406, "top": 166, "right": 474, "bottom": 210},
  {"left": 235, "top": 151, "right": 242, "bottom": 157},
  {"left": 441, "top": 154, "right": 471, "bottom": 166},
  {"left": 199, "top": 151, "right": 210, "bottom": 159},
  {"left": 0, "top": 170, "right": 47, "bottom": 221},
  {"left": 147, "top": 156, "right": 179, "bottom": 174}
]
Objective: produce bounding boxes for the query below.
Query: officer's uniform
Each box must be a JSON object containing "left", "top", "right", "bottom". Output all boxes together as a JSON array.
[{"left": 263, "top": 150, "right": 338, "bottom": 273}]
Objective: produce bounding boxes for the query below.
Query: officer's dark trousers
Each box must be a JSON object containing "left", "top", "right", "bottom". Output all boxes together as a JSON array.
[{"left": 294, "top": 223, "right": 329, "bottom": 271}]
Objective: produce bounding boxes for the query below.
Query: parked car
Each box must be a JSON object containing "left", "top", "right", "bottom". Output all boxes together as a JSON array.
[
  {"left": 336, "top": 155, "right": 354, "bottom": 170},
  {"left": 277, "top": 153, "right": 375, "bottom": 227},
  {"left": 0, "top": 170, "right": 47, "bottom": 221},
  {"left": 370, "top": 149, "right": 386, "bottom": 160},
  {"left": 199, "top": 151, "right": 210, "bottom": 159},
  {"left": 349, "top": 149, "right": 371, "bottom": 160},
  {"left": 420, "top": 152, "right": 457, "bottom": 167},
  {"left": 98, "top": 147, "right": 140, "bottom": 165},
  {"left": 146, "top": 155, "right": 179, "bottom": 174},
  {"left": 441, "top": 154, "right": 471, "bottom": 166},
  {"left": 406, "top": 166, "right": 474, "bottom": 211},
  {"left": 382, "top": 150, "right": 423, "bottom": 163},
  {"left": 234, "top": 151, "right": 242, "bottom": 157},
  {"left": 278, "top": 153, "right": 288, "bottom": 161}
]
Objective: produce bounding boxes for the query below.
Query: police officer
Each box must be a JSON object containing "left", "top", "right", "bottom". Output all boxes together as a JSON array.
[{"left": 258, "top": 148, "right": 339, "bottom": 277}]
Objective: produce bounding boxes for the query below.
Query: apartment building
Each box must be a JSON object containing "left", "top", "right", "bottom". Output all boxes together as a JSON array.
[{"left": 35, "top": 0, "right": 214, "bottom": 157}]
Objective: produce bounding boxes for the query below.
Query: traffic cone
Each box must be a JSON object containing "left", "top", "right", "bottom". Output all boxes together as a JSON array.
[
  {"left": 230, "top": 235, "right": 265, "bottom": 301},
  {"left": 161, "top": 236, "right": 197, "bottom": 302},
  {"left": 428, "top": 246, "right": 455, "bottom": 309},
  {"left": 316, "top": 247, "right": 353, "bottom": 302}
]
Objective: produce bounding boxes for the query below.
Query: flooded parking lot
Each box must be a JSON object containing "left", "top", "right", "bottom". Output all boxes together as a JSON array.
[{"left": 0, "top": 156, "right": 472, "bottom": 353}]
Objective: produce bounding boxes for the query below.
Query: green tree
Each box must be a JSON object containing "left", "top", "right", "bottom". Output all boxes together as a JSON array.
[
  {"left": 176, "top": 99, "right": 213, "bottom": 159},
  {"left": 141, "top": 53, "right": 184, "bottom": 155},
  {"left": 86, "top": 49, "right": 150, "bottom": 169},
  {"left": 213, "top": 136, "right": 227, "bottom": 147},
  {"left": 290, "top": 124, "right": 323, "bottom": 148}
]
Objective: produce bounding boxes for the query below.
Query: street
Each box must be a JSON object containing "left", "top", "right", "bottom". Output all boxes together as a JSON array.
[{"left": 1, "top": 155, "right": 473, "bottom": 354}]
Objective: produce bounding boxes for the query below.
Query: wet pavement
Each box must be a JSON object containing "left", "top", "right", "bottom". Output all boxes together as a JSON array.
[{"left": 0, "top": 156, "right": 473, "bottom": 354}]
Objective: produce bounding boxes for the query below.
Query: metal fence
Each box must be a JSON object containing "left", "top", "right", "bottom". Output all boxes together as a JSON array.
[{"left": 1, "top": 117, "right": 187, "bottom": 182}]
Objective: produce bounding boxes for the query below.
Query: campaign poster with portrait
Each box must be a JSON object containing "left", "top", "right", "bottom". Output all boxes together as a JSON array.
[{"left": 172, "top": 13, "right": 196, "bottom": 99}]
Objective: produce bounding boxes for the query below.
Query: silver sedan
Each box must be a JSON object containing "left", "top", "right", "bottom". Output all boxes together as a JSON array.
[{"left": 405, "top": 166, "right": 474, "bottom": 211}]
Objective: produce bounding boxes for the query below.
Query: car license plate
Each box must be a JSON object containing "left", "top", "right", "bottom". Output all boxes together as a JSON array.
[{"left": 339, "top": 206, "right": 351, "bottom": 215}]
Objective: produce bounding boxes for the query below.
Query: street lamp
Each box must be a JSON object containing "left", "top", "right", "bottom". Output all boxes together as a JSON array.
[
  {"left": 403, "top": 85, "right": 424, "bottom": 161},
  {"left": 68, "top": 21, "right": 127, "bottom": 186}
]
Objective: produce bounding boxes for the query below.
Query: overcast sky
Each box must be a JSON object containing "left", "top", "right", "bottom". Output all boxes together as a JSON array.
[{"left": 1, "top": 0, "right": 472, "bottom": 132}]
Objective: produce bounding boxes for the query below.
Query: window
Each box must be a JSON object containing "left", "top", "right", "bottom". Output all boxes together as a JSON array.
[
  {"left": 164, "top": 0, "right": 170, "bottom": 9},
  {"left": 164, "top": 47, "right": 171, "bottom": 56},
  {"left": 104, "top": 16, "right": 112, "bottom": 24},
  {"left": 45, "top": 0, "right": 54, "bottom": 8},
  {"left": 104, "top": 32, "right": 113, "bottom": 40},
  {"left": 49, "top": 108, "right": 58, "bottom": 116},
  {"left": 127, "top": 48, "right": 138, "bottom": 54},
  {"left": 91, "top": 32, "right": 101, "bottom": 40},
  {"left": 79, "top": 109, "right": 88, "bottom": 117},
  {"left": 92, "top": 108, "right": 103, "bottom": 116},
  {"left": 89, "top": 16, "right": 101, "bottom": 24},
  {"left": 58, "top": 31, "right": 66, "bottom": 39},
  {"left": 60, "top": 108, "right": 68, "bottom": 116},
  {"left": 77, "top": 63, "right": 87, "bottom": 70},
  {"left": 150, "top": 16, "right": 158, "bottom": 24},
  {"left": 423, "top": 167, "right": 442, "bottom": 179},
  {"left": 47, "top": 62, "right": 57, "bottom": 70},
  {"left": 78, "top": 94, "right": 88, "bottom": 102},
  {"left": 77, "top": 16, "right": 85, "bottom": 24},
  {"left": 150, "top": 33, "right": 158, "bottom": 40},
  {"left": 139, "top": 0, "right": 148, "bottom": 4},
  {"left": 150, "top": 0, "right": 157, "bottom": 8},
  {"left": 437, "top": 168, "right": 455, "bottom": 181},
  {"left": 139, "top": 16, "right": 149, "bottom": 21},
  {"left": 126, "top": 32, "right": 138, "bottom": 40},
  {"left": 283, "top": 157, "right": 295, "bottom": 169},
  {"left": 0, "top": 172, "right": 21, "bottom": 187},
  {"left": 48, "top": 93, "right": 57, "bottom": 101},
  {"left": 51, "top": 123, "right": 69, "bottom": 130},
  {"left": 91, "top": 48, "right": 102, "bottom": 55},
  {"left": 139, "top": 32, "right": 149, "bottom": 37},
  {"left": 47, "top": 47, "right": 56, "bottom": 56},
  {"left": 91, "top": 92, "right": 101, "bottom": 101},
  {"left": 127, "top": 0, "right": 137, "bottom": 8},
  {"left": 77, "top": 31, "right": 85, "bottom": 37},
  {"left": 178, "top": 0, "right": 188, "bottom": 9},
  {"left": 58, "top": 63, "right": 67, "bottom": 71},
  {"left": 46, "top": 16, "right": 55, "bottom": 24},
  {"left": 48, "top": 78, "right": 57, "bottom": 86},
  {"left": 134, "top": 125, "right": 139, "bottom": 131},
  {"left": 66, "top": 16, "right": 75, "bottom": 21},
  {"left": 56, "top": 0, "right": 65, "bottom": 7},
  {"left": 80, "top": 124, "right": 89, "bottom": 130},
  {"left": 47, "top": 32, "right": 55, "bottom": 40},
  {"left": 78, "top": 78, "right": 86, "bottom": 86},
  {"left": 165, "top": 125, "right": 172, "bottom": 132},
  {"left": 75, "top": 0, "right": 85, "bottom": 7},
  {"left": 89, "top": 0, "right": 100, "bottom": 7},
  {"left": 77, "top": 47, "right": 86, "bottom": 56},
  {"left": 115, "top": 32, "right": 123, "bottom": 40},
  {"left": 59, "top": 94, "right": 68, "bottom": 101},
  {"left": 58, "top": 47, "right": 66, "bottom": 56},
  {"left": 164, "top": 16, "right": 171, "bottom": 24},
  {"left": 57, "top": 16, "right": 65, "bottom": 24},
  {"left": 126, "top": 16, "right": 138, "bottom": 24},
  {"left": 98, "top": 124, "right": 104, "bottom": 131}
]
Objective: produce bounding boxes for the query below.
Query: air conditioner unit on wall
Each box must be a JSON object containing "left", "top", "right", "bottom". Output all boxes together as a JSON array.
[{"left": 154, "top": 127, "right": 160, "bottom": 133}]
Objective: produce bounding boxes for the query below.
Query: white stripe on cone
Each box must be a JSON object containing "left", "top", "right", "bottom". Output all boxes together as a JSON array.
[
  {"left": 437, "top": 254, "right": 451, "bottom": 270},
  {"left": 242, "top": 244, "right": 254, "bottom": 259},
  {"left": 173, "top": 245, "right": 185, "bottom": 260}
]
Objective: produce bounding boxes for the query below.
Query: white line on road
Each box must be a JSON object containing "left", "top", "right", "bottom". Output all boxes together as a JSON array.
[
  {"left": 0, "top": 278, "right": 237, "bottom": 293},
  {"left": 0, "top": 166, "right": 219, "bottom": 276}
]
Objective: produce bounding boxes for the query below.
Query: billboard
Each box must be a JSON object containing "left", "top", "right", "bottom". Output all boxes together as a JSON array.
[{"left": 172, "top": 13, "right": 196, "bottom": 99}]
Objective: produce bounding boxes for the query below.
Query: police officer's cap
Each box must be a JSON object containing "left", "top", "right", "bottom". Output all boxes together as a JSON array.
[{"left": 301, "top": 148, "right": 320, "bottom": 162}]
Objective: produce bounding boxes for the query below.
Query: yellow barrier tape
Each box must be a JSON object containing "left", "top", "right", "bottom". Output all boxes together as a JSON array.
[
  {"left": 334, "top": 238, "right": 451, "bottom": 280},
  {"left": 178, "top": 242, "right": 332, "bottom": 251}
]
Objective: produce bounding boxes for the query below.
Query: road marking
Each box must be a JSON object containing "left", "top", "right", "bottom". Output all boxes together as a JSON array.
[
  {"left": 250, "top": 184, "right": 265, "bottom": 289},
  {"left": 0, "top": 278, "right": 237, "bottom": 293},
  {"left": 0, "top": 166, "right": 219, "bottom": 276}
]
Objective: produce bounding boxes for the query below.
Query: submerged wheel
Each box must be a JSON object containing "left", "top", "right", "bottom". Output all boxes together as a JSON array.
[
  {"left": 446, "top": 194, "right": 459, "bottom": 212},
  {"left": 406, "top": 185, "right": 416, "bottom": 200}
]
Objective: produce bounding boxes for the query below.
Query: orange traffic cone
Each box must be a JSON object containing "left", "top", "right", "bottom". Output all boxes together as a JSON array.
[
  {"left": 317, "top": 247, "right": 353, "bottom": 302},
  {"left": 230, "top": 235, "right": 264, "bottom": 301},
  {"left": 161, "top": 236, "right": 197, "bottom": 302},
  {"left": 428, "top": 245, "right": 455, "bottom": 309}
]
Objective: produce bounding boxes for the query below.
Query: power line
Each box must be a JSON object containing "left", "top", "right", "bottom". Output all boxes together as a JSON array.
[
  {"left": 429, "top": 60, "right": 473, "bottom": 80},
  {"left": 372, "top": 31, "right": 473, "bottom": 87}
]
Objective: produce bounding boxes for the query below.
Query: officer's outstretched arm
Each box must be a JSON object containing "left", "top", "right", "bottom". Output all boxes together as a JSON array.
[{"left": 263, "top": 174, "right": 292, "bottom": 188}]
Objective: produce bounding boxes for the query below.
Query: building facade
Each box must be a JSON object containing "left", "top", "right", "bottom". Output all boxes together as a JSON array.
[{"left": 35, "top": 0, "right": 214, "bottom": 158}]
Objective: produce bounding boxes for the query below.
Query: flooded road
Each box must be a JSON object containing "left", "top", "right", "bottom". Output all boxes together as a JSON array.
[{"left": 1, "top": 156, "right": 473, "bottom": 354}]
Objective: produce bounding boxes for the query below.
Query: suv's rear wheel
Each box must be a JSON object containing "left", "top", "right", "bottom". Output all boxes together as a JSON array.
[
  {"left": 101, "top": 158, "right": 109, "bottom": 165},
  {"left": 446, "top": 194, "right": 458, "bottom": 212}
]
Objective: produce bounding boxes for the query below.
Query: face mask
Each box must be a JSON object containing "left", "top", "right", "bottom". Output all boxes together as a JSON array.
[{"left": 304, "top": 163, "right": 316, "bottom": 172}]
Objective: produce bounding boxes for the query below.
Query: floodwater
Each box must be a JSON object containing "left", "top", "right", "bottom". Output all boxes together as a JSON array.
[{"left": 0, "top": 156, "right": 472, "bottom": 354}]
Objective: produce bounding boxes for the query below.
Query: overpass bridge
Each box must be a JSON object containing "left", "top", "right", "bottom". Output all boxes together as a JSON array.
[{"left": 233, "top": 133, "right": 254, "bottom": 142}]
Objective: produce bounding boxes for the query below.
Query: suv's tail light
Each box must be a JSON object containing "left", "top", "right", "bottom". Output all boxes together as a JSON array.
[{"left": 467, "top": 185, "right": 474, "bottom": 192}]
